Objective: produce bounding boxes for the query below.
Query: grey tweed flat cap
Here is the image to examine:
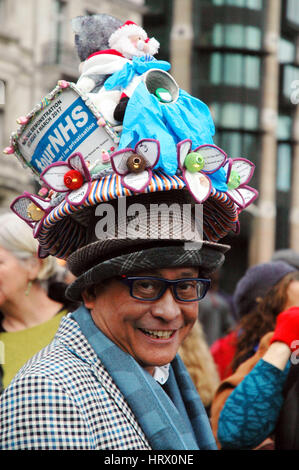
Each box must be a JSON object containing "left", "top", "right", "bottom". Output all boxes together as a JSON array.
[{"left": 66, "top": 240, "right": 229, "bottom": 301}]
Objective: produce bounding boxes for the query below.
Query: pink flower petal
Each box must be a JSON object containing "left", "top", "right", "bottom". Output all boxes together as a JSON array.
[
  {"left": 223, "top": 159, "right": 232, "bottom": 182},
  {"left": 184, "top": 170, "right": 212, "bottom": 203},
  {"left": 68, "top": 153, "right": 91, "bottom": 182},
  {"left": 65, "top": 181, "right": 91, "bottom": 206},
  {"left": 227, "top": 189, "right": 245, "bottom": 208},
  {"left": 194, "top": 144, "right": 227, "bottom": 173},
  {"left": 135, "top": 139, "right": 160, "bottom": 169},
  {"left": 10, "top": 195, "right": 36, "bottom": 226},
  {"left": 177, "top": 139, "right": 192, "bottom": 170},
  {"left": 40, "top": 163, "right": 70, "bottom": 192},
  {"left": 29, "top": 194, "right": 51, "bottom": 211},
  {"left": 37, "top": 245, "right": 49, "bottom": 259},
  {"left": 33, "top": 219, "right": 44, "bottom": 238},
  {"left": 231, "top": 158, "right": 255, "bottom": 185},
  {"left": 237, "top": 185, "right": 258, "bottom": 208},
  {"left": 122, "top": 170, "right": 152, "bottom": 193},
  {"left": 111, "top": 149, "right": 134, "bottom": 175}
]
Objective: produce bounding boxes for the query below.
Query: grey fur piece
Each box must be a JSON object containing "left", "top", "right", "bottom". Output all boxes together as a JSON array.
[
  {"left": 83, "top": 73, "right": 111, "bottom": 92},
  {"left": 72, "top": 14, "right": 123, "bottom": 62}
]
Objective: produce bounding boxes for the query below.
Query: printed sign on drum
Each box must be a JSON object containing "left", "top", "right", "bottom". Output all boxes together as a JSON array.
[{"left": 16, "top": 85, "right": 119, "bottom": 175}]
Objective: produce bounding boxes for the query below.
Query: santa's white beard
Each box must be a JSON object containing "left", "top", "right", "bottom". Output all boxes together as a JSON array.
[{"left": 112, "top": 36, "right": 159, "bottom": 59}]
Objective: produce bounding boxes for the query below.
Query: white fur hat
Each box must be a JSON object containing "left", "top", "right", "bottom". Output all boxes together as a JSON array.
[{"left": 109, "top": 20, "right": 148, "bottom": 48}]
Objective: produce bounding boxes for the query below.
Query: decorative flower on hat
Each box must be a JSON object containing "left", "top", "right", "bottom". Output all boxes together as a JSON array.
[
  {"left": 110, "top": 139, "right": 160, "bottom": 192},
  {"left": 223, "top": 158, "right": 258, "bottom": 209},
  {"left": 10, "top": 192, "right": 52, "bottom": 238},
  {"left": 177, "top": 139, "right": 227, "bottom": 203},
  {"left": 40, "top": 153, "right": 92, "bottom": 206}
]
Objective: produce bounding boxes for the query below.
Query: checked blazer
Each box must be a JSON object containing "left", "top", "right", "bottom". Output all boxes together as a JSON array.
[{"left": 0, "top": 314, "right": 151, "bottom": 450}]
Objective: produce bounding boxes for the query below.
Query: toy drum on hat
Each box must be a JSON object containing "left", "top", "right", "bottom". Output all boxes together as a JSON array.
[
  {"left": 6, "top": 81, "right": 120, "bottom": 177},
  {"left": 143, "top": 69, "right": 179, "bottom": 104}
]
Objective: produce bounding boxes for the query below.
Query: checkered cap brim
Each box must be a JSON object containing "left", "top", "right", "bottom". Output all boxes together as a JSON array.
[{"left": 66, "top": 242, "right": 229, "bottom": 301}]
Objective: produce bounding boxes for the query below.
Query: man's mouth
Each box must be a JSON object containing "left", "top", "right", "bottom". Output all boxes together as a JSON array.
[{"left": 139, "top": 328, "right": 175, "bottom": 339}]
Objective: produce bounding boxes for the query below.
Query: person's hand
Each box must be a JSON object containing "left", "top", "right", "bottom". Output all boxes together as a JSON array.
[{"left": 270, "top": 306, "right": 299, "bottom": 350}]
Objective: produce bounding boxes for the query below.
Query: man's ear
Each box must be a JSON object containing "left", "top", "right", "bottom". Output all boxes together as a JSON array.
[{"left": 81, "top": 286, "right": 96, "bottom": 309}]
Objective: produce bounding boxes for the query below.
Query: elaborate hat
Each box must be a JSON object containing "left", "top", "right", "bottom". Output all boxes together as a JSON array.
[{"left": 4, "top": 15, "right": 258, "bottom": 298}]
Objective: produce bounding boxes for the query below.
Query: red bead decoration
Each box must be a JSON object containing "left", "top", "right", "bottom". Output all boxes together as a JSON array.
[{"left": 64, "top": 170, "right": 84, "bottom": 190}]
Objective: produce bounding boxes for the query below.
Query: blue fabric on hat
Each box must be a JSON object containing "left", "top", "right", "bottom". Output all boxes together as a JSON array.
[
  {"left": 104, "top": 56, "right": 171, "bottom": 91},
  {"left": 119, "top": 81, "right": 225, "bottom": 184},
  {"left": 71, "top": 306, "right": 217, "bottom": 450}
]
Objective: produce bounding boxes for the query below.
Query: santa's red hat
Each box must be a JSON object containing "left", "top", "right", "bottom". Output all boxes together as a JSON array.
[
  {"left": 108, "top": 20, "right": 159, "bottom": 57},
  {"left": 109, "top": 21, "right": 148, "bottom": 47}
]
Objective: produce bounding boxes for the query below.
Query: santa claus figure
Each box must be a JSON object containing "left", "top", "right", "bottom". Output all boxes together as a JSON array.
[
  {"left": 108, "top": 20, "right": 160, "bottom": 59},
  {"left": 75, "top": 17, "right": 162, "bottom": 124},
  {"left": 73, "top": 15, "right": 219, "bottom": 179}
]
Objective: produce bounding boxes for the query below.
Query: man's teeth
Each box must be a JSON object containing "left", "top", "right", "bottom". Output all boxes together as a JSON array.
[{"left": 141, "top": 329, "right": 173, "bottom": 339}]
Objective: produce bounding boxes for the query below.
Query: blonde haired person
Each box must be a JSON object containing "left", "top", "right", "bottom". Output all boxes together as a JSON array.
[
  {"left": 0, "top": 213, "right": 77, "bottom": 391},
  {"left": 179, "top": 320, "right": 220, "bottom": 410}
]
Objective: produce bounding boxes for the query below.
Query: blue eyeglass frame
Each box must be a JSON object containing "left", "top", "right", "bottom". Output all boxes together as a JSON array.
[{"left": 119, "top": 276, "right": 211, "bottom": 302}]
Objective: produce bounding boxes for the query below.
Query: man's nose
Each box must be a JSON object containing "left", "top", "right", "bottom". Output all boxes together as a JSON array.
[{"left": 150, "top": 288, "right": 181, "bottom": 322}]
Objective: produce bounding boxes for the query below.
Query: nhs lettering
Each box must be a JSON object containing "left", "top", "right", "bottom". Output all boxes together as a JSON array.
[
  {"left": 31, "top": 97, "right": 96, "bottom": 173},
  {"left": 14, "top": 82, "right": 119, "bottom": 177}
]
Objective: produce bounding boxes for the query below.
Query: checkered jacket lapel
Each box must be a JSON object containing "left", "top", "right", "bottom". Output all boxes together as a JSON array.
[
  {"left": 57, "top": 315, "right": 150, "bottom": 444},
  {"left": 0, "top": 314, "right": 151, "bottom": 450}
]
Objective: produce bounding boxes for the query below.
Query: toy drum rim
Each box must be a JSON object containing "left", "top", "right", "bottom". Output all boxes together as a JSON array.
[{"left": 143, "top": 69, "right": 180, "bottom": 104}]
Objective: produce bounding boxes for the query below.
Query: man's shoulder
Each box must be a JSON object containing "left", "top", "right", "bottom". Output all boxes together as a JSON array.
[{"left": 8, "top": 312, "right": 97, "bottom": 390}]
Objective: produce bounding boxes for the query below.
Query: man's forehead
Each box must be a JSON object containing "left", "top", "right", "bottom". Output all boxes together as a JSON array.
[{"left": 133, "top": 267, "right": 199, "bottom": 277}]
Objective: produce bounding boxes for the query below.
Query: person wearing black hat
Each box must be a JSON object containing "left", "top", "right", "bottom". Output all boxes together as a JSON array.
[{"left": 210, "top": 261, "right": 299, "bottom": 450}]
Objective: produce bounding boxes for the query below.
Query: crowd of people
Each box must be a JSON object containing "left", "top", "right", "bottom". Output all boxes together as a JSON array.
[{"left": 0, "top": 213, "right": 298, "bottom": 450}]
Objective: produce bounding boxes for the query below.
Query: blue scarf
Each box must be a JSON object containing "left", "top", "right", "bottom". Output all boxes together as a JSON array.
[{"left": 71, "top": 306, "right": 217, "bottom": 450}]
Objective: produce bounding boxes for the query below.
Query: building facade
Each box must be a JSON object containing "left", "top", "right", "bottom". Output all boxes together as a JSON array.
[
  {"left": 0, "top": 0, "right": 145, "bottom": 210},
  {"left": 145, "top": 0, "right": 299, "bottom": 291}
]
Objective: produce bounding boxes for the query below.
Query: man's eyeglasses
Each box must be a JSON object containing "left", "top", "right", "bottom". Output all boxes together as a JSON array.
[{"left": 119, "top": 276, "right": 211, "bottom": 302}]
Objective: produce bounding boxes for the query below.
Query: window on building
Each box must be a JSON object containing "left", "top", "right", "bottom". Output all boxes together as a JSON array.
[
  {"left": 282, "top": 65, "right": 299, "bottom": 101},
  {"left": 276, "top": 144, "right": 292, "bottom": 192},
  {"left": 213, "top": 130, "right": 259, "bottom": 188},
  {"left": 210, "top": 52, "right": 260, "bottom": 88},
  {"left": 212, "top": 102, "right": 259, "bottom": 130},
  {"left": 211, "top": 0, "right": 262, "bottom": 9},
  {"left": 278, "top": 38, "right": 295, "bottom": 64},
  {"left": 0, "top": 108, "right": 4, "bottom": 153},
  {"left": 0, "top": 0, "right": 5, "bottom": 25},
  {"left": 0, "top": 79, "right": 4, "bottom": 106},
  {"left": 277, "top": 115, "right": 292, "bottom": 140},
  {"left": 52, "top": 0, "right": 67, "bottom": 64},
  {"left": 286, "top": 0, "right": 299, "bottom": 25},
  {"left": 212, "top": 24, "right": 262, "bottom": 50},
  {"left": 276, "top": 142, "right": 293, "bottom": 249}
]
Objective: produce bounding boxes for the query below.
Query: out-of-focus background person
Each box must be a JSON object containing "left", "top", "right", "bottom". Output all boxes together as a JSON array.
[
  {"left": 198, "top": 270, "right": 236, "bottom": 347},
  {"left": 179, "top": 319, "right": 220, "bottom": 414},
  {"left": 210, "top": 261, "right": 299, "bottom": 449},
  {"left": 0, "top": 213, "right": 78, "bottom": 391}
]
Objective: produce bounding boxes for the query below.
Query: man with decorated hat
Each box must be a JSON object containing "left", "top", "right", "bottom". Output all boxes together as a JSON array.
[{"left": 0, "top": 14, "right": 257, "bottom": 450}]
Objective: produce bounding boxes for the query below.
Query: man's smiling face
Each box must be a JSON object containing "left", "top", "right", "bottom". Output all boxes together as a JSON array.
[{"left": 82, "top": 267, "right": 200, "bottom": 375}]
